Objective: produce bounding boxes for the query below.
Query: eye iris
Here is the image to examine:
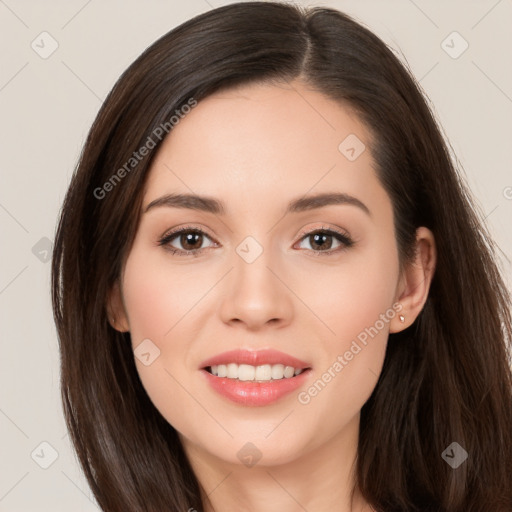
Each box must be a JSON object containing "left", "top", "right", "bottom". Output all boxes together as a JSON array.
[
  {"left": 181, "top": 232, "right": 202, "bottom": 250},
  {"left": 310, "top": 232, "right": 332, "bottom": 251}
]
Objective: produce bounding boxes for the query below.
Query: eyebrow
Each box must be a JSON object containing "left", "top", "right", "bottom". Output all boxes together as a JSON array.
[{"left": 144, "top": 191, "right": 371, "bottom": 217}]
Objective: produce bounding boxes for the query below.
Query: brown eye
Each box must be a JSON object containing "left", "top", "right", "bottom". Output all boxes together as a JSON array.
[
  {"left": 296, "top": 228, "right": 354, "bottom": 255},
  {"left": 158, "top": 226, "right": 354, "bottom": 257},
  {"left": 178, "top": 231, "right": 204, "bottom": 251},
  {"left": 308, "top": 232, "right": 335, "bottom": 251},
  {"left": 158, "top": 227, "right": 216, "bottom": 256}
]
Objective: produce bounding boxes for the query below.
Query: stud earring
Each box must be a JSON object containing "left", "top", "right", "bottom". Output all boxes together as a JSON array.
[{"left": 399, "top": 314, "right": 405, "bottom": 323}]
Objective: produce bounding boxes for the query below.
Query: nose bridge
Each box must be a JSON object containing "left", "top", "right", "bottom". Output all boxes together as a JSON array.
[{"left": 218, "top": 230, "right": 293, "bottom": 328}]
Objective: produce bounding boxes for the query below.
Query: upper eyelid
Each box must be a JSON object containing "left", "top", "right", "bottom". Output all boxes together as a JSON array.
[
  {"left": 160, "top": 224, "right": 350, "bottom": 240},
  {"left": 162, "top": 225, "right": 217, "bottom": 242}
]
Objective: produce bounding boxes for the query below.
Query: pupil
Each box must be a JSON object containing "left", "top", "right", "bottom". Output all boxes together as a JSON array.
[
  {"left": 312, "top": 233, "right": 331, "bottom": 250},
  {"left": 183, "top": 232, "right": 201, "bottom": 250}
]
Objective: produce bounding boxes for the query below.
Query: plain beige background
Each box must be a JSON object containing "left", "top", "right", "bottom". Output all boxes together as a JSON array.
[{"left": 1, "top": 1, "right": 511, "bottom": 510}]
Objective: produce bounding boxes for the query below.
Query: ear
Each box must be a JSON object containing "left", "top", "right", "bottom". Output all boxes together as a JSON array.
[
  {"left": 389, "top": 226, "right": 437, "bottom": 333},
  {"left": 106, "top": 280, "right": 130, "bottom": 332}
]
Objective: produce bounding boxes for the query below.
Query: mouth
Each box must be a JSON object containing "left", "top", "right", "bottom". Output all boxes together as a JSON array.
[{"left": 199, "top": 349, "right": 312, "bottom": 406}]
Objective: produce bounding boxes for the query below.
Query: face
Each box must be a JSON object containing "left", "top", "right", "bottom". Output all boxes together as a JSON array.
[{"left": 111, "top": 80, "right": 407, "bottom": 467}]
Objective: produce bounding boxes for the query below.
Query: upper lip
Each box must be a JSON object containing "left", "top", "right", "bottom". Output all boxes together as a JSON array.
[{"left": 200, "top": 349, "right": 311, "bottom": 369}]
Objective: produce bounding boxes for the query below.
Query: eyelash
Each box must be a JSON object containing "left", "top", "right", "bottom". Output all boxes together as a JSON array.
[{"left": 157, "top": 224, "right": 354, "bottom": 258}]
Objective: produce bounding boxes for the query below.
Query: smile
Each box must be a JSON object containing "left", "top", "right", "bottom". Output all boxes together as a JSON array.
[{"left": 200, "top": 349, "right": 312, "bottom": 406}]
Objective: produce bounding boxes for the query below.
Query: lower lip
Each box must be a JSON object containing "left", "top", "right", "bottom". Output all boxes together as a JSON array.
[{"left": 201, "top": 368, "right": 312, "bottom": 407}]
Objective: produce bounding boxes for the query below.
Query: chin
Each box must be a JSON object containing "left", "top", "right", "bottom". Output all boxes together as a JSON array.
[{"left": 204, "top": 428, "right": 312, "bottom": 467}]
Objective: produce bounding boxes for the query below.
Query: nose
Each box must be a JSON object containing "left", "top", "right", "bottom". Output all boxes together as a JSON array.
[{"left": 218, "top": 246, "right": 294, "bottom": 331}]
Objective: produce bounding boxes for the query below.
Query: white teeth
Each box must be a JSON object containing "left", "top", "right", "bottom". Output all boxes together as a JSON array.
[
  {"left": 271, "top": 364, "right": 284, "bottom": 379},
  {"left": 226, "top": 363, "right": 238, "bottom": 379},
  {"left": 209, "top": 363, "right": 304, "bottom": 381},
  {"left": 283, "top": 366, "right": 295, "bottom": 378},
  {"left": 238, "top": 364, "right": 255, "bottom": 381},
  {"left": 255, "top": 365, "right": 272, "bottom": 380}
]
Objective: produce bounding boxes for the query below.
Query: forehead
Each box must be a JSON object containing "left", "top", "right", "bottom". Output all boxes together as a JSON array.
[{"left": 143, "top": 80, "right": 386, "bottom": 219}]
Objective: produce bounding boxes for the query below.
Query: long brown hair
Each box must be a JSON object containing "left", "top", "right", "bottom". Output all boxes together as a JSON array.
[{"left": 51, "top": 2, "right": 512, "bottom": 510}]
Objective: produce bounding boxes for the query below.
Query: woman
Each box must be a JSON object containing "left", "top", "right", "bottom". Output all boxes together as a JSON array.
[{"left": 51, "top": 2, "right": 512, "bottom": 511}]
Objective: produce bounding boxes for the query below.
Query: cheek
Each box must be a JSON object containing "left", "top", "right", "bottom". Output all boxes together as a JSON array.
[
  {"left": 305, "top": 238, "right": 398, "bottom": 404},
  {"left": 309, "top": 241, "right": 398, "bottom": 346},
  {"left": 120, "top": 247, "right": 214, "bottom": 428},
  {"left": 122, "top": 247, "right": 207, "bottom": 342}
]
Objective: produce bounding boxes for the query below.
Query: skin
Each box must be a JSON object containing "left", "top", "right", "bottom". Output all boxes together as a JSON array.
[{"left": 109, "top": 79, "right": 436, "bottom": 512}]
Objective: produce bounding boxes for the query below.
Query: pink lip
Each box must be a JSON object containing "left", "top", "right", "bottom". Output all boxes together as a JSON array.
[
  {"left": 199, "top": 349, "right": 312, "bottom": 407},
  {"left": 199, "top": 348, "right": 311, "bottom": 369},
  {"left": 201, "top": 368, "right": 312, "bottom": 407}
]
